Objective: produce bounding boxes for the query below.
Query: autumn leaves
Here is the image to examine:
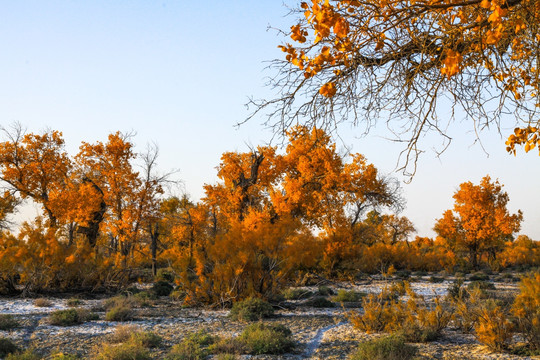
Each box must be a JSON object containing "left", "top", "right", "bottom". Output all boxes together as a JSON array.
[{"left": 272, "top": 0, "right": 540, "bottom": 160}]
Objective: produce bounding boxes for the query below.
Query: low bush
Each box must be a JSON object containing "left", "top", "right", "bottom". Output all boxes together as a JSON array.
[
  {"left": 93, "top": 342, "right": 150, "bottom": 360},
  {"left": 156, "top": 268, "right": 175, "bottom": 283},
  {"left": 107, "top": 325, "right": 140, "bottom": 344},
  {"left": 105, "top": 306, "right": 134, "bottom": 322},
  {"left": 332, "top": 289, "right": 364, "bottom": 302},
  {"left": 469, "top": 272, "right": 490, "bottom": 281},
  {"left": 0, "top": 314, "right": 20, "bottom": 330},
  {"left": 0, "top": 338, "right": 19, "bottom": 357},
  {"left": 103, "top": 295, "right": 137, "bottom": 310},
  {"left": 446, "top": 279, "right": 467, "bottom": 301},
  {"left": 131, "top": 331, "right": 162, "bottom": 348},
  {"left": 511, "top": 272, "right": 540, "bottom": 352},
  {"left": 468, "top": 280, "right": 496, "bottom": 291},
  {"left": 239, "top": 323, "right": 294, "bottom": 355},
  {"left": 349, "top": 291, "right": 404, "bottom": 333},
  {"left": 48, "top": 308, "right": 97, "bottom": 326},
  {"left": 388, "top": 280, "right": 409, "bottom": 297},
  {"left": 281, "top": 288, "right": 313, "bottom": 300},
  {"left": 317, "top": 286, "right": 335, "bottom": 296},
  {"left": 229, "top": 298, "right": 274, "bottom": 322},
  {"left": 151, "top": 281, "right": 173, "bottom": 297},
  {"left": 133, "top": 291, "right": 157, "bottom": 307},
  {"left": 429, "top": 276, "right": 444, "bottom": 283},
  {"left": 214, "top": 354, "right": 239, "bottom": 360},
  {"left": 305, "top": 296, "right": 334, "bottom": 308},
  {"left": 66, "top": 298, "right": 82, "bottom": 307},
  {"left": 349, "top": 335, "right": 417, "bottom": 360},
  {"left": 106, "top": 325, "right": 162, "bottom": 348},
  {"left": 33, "top": 298, "right": 52, "bottom": 307},
  {"left": 169, "top": 289, "right": 186, "bottom": 301},
  {"left": 350, "top": 286, "right": 452, "bottom": 342},
  {"left": 166, "top": 330, "right": 215, "bottom": 360},
  {"left": 50, "top": 353, "right": 79, "bottom": 359},
  {"left": 209, "top": 338, "right": 246, "bottom": 355},
  {"left": 475, "top": 300, "right": 514, "bottom": 351},
  {"left": 5, "top": 349, "right": 41, "bottom": 360}
]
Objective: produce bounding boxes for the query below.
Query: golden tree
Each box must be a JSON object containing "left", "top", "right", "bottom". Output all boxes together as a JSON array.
[
  {"left": 434, "top": 175, "right": 522, "bottom": 268},
  {"left": 0, "top": 125, "right": 71, "bottom": 229},
  {"left": 250, "top": 0, "right": 540, "bottom": 172}
]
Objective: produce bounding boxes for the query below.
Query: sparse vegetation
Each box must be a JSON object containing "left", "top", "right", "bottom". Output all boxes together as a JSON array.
[
  {"left": 93, "top": 342, "right": 150, "bottom": 360},
  {"left": 151, "top": 280, "right": 173, "bottom": 297},
  {"left": 281, "top": 288, "right": 313, "bottom": 300},
  {"left": 332, "top": 289, "right": 364, "bottom": 302},
  {"left": 0, "top": 338, "right": 19, "bottom": 357},
  {"left": 5, "top": 349, "right": 41, "bottom": 360},
  {"left": 239, "top": 323, "right": 294, "bottom": 355},
  {"left": 33, "top": 298, "right": 52, "bottom": 307},
  {"left": 105, "top": 306, "right": 134, "bottom": 322},
  {"left": 48, "top": 308, "right": 97, "bottom": 326},
  {"left": 66, "top": 298, "right": 82, "bottom": 307},
  {"left": 229, "top": 297, "right": 274, "bottom": 322},
  {"left": 0, "top": 315, "right": 19, "bottom": 331},
  {"left": 349, "top": 335, "right": 417, "bottom": 360},
  {"left": 166, "top": 330, "right": 215, "bottom": 360}
]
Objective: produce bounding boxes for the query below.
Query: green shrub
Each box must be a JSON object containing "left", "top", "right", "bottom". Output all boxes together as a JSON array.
[
  {"left": 446, "top": 279, "right": 467, "bottom": 301},
  {"left": 131, "top": 331, "right": 162, "bottom": 348},
  {"left": 105, "top": 306, "right": 134, "bottom": 322},
  {"left": 0, "top": 314, "right": 20, "bottom": 330},
  {"left": 66, "top": 298, "right": 82, "bottom": 307},
  {"left": 467, "top": 280, "right": 496, "bottom": 291},
  {"left": 429, "top": 276, "right": 444, "bottom": 283},
  {"left": 281, "top": 288, "right": 313, "bottom": 300},
  {"left": 395, "top": 270, "right": 411, "bottom": 279},
  {"left": 93, "top": 342, "right": 150, "bottom": 360},
  {"left": 49, "top": 309, "right": 79, "bottom": 326},
  {"left": 214, "top": 354, "right": 239, "bottom": 360},
  {"left": 103, "top": 295, "right": 137, "bottom": 310},
  {"left": 229, "top": 298, "right": 274, "bottom": 321},
  {"left": 5, "top": 349, "right": 41, "bottom": 360},
  {"left": 209, "top": 338, "right": 246, "bottom": 355},
  {"left": 133, "top": 291, "right": 157, "bottom": 307},
  {"left": 239, "top": 323, "right": 294, "bottom": 355},
  {"left": 305, "top": 296, "right": 334, "bottom": 308},
  {"left": 349, "top": 335, "right": 417, "bottom": 360},
  {"left": 166, "top": 330, "right": 215, "bottom": 360},
  {"left": 317, "top": 286, "right": 335, "bottom": 296},
  {"left": 49, "top": 308, "right": 97, "bottom": 326},
  {"left": 156, "top": 268, "right": 175, "bottom": 283},
  {"left": 332, "top": 289, "right": 364, "bottom": 302},
  {"left": 151, "top": 281, "right": 173, "bottom": 297},
  {"left": 0, "top": 338, "right": 19, "bottom": 357},
  {"left": 469, "top": 272, "right": 490, "bottom": 281},
  {"left": 50, "top": 353, "right": 79, "bottom": 359},
  {"left": 170, "top": 289, "right": 186, "bottom": 301}
]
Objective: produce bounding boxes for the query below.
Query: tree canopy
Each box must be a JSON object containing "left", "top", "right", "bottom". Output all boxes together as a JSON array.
[
  {"left": 434, "top": 175, "right": 523, "bottom": 268},
  {"left": 250, "top": 0, "right": 540, "bottom": 174}
]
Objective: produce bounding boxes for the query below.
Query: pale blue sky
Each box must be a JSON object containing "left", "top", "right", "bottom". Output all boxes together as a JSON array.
[{"left": 1, "top": 1, "right": 538, "bottom": 239}]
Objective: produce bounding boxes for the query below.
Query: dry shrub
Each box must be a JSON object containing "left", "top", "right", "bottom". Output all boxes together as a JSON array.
[
  {"left": 349, "top": 290, "right": 405, "bottom": 333},
  {"left": 33, "top": 298, "right": 52, "bottom": 307},
  {"left": 511, "top": 272, "right": 540, "bottom": 352},
  {"left": 349, "top": 282, "right": 452, "bottom": 342},
  {"left": 475, "top": 300, "right": 514, "bottom": 351},
  {"left": 107, "top": 325, "right": 140, "bottom": 344}
]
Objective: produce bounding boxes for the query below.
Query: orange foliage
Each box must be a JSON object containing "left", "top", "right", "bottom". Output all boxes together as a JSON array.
[{"left": 434, "top": 175, "right": 522, "bottom": 269}]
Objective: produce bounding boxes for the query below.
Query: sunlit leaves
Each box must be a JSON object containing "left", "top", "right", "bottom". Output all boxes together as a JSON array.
[{"left": 434, "top": 175, "right": 523, "bottom": 269}]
